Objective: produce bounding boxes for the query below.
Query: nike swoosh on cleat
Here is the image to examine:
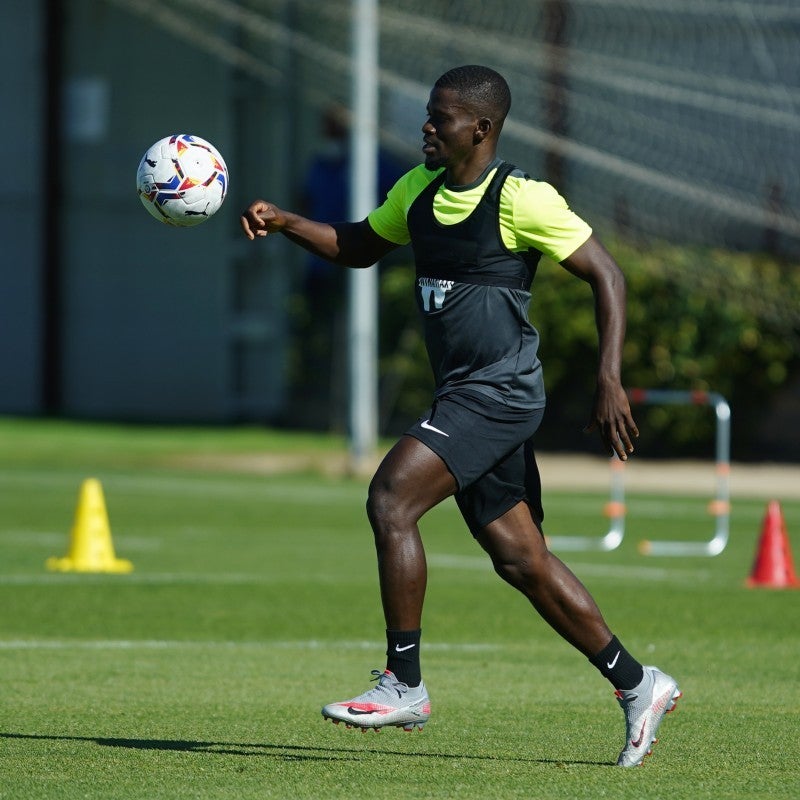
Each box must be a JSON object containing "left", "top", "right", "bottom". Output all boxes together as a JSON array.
[
  {"left": 652, "top": 688, "right": 674, "bottom": 715},
  {"left": 420, "top": 419, "right": 449, "bottom": 437},
  {"left": 395, "top": 643, "right": 416, "bottom": 652},
  {"left": 347, "top": 707, "right": 374, "bottom": 716},
  {"left": 606, "top": 651, "right": 620, "bottom": 669},
  {"left": 630, "top": 721, "right": 647, "bottom": 748}
]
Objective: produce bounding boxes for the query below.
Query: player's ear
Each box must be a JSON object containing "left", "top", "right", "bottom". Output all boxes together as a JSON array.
[{"left": 475, "top": 117, "right": 492, "bottom": 142}]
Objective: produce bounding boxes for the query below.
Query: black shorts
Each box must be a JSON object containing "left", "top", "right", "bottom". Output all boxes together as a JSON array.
[{"left": 405, "top": 394, "right": 545, "bottom": 536}]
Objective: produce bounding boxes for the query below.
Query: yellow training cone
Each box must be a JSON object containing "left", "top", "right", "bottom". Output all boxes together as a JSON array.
[{"left": 46, "top": 478, "right": 133, "bottom": 573}]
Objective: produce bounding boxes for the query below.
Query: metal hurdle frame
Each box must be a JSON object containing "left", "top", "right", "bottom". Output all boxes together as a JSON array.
[
  {"left": 633, "top": 389, "right": 731, "bottom": 556},
  {"left": 546, "top": 389, "right": 731, "bottom": 557},
  {"left": 545, "top": 457, "right": 627, "bottom": 552}
]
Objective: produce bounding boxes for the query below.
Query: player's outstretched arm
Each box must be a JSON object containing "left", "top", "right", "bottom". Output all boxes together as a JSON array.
[
  {"left": 559, "top": 235, "right": 639, "bottom": 460},
  {"left": 240, "top": 200, "right": 396, "bottom": 268}
]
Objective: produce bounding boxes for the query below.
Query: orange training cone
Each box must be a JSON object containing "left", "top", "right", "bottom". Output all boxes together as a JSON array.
[
  {"left": 745, "top": 500, "right": 799, "bottom": 589},
  {"left": 46, "top": 478, "right": 133, "bottom": 574}
]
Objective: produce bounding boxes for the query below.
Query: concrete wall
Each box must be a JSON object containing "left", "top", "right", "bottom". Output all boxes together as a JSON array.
[
  {"left": 0, "top": 3, "right": 46, "bottom": 413},
  {"left": 0, "top": 0, "right": 293, "bottom": 423}
]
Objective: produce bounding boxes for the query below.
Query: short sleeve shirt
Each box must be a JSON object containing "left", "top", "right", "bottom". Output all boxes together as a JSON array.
[{"left": 368, "top": 164, "right": 591, "bottom": 262}]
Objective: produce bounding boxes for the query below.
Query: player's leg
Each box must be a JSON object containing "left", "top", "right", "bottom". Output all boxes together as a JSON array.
[
  {"left": 464, "top": 448, "right": 680, "bottom": 766},
  {"left": 321, "top": 435, "right": 454, "bottom": 731},
  {"left": 474, "top": 500, "right": 615, "bottom": 654},
  {"left": 459, "top": 440, "right": 630, "bottom": 657},
  {"left": 475, "top": 504, "right": 680, "bottom": 765},
  {"left": 366, "top": 434, "right": 458, "bottom": 632}
]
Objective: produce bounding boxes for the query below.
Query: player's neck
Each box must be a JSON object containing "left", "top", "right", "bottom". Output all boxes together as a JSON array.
[{"left": 445, "top": 148, "right": 498, "bottom": 187}]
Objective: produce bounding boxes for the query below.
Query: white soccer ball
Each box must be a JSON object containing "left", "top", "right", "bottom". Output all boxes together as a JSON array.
[{"left": 136, "top": 134, "right": 229, "bottom": 226}]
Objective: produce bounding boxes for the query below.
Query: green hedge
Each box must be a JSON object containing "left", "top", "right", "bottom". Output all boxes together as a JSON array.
[{"left": 378, "top": 241, "right": 800, "bottom": 458}]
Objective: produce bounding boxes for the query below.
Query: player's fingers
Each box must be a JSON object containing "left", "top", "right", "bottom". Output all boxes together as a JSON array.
[
  {"left": 621, "top": 413, "right": 640, "bottom": 452},
  {"left": 240, "top": 214, "right": 256, "bottom": 240},
  {"left": 586, "top": 420, "right": 616, "bottom": 458},
  {"left": 614, "top": 413, "right": 641, "bottom": 457},
  {"left": 617, "top": 427, "right": 634, "bottom": 456},
  {"left": 609, "top": 429, "right": 629, "bottom": 461},
  {"left": 596, "top": 418, "right": 627, "bottom": 461},
  {"left": 620, "top": 416, "right": 635, "bottom": 449}
]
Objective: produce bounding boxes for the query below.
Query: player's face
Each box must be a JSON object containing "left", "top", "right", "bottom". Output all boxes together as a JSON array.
[{"left": 422, "top": 87, "right": 479, "bottom": 171}]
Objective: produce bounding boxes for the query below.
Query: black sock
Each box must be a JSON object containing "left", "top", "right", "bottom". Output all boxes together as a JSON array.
[
  {"left": 385, "top": 629, "right": 421, "bottom": 686},
  {"left": 589, "top": 635, "right": 644, "bottom": 690}
]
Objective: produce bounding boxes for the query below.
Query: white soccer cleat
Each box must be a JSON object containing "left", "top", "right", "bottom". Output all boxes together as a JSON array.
[
  {"left": 322, "top": 669, "right": 431, "bottom": 731},
  {"left": 615, "top": 665, "right": 681, "bottom": 766}
]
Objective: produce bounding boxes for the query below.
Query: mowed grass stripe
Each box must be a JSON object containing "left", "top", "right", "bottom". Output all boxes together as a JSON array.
[
  {"left": 0, "top": 467, "right": 368, "bottom": 504},
  {"left": 0, "top": 556, "right": 716, "bottom": 586},
  {"left": 0, "top": 638, "right": 500, "bottom": 652},
  {"left": 427, "top": 553, "right": 717, "bottom": 584}
]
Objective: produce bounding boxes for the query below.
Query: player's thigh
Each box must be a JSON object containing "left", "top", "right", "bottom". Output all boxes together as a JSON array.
[
  {"left": 368, "top": 435, "right": 458, "bottom": 521},
  {"left": 473, "top": 499, "right": 548, "bottom": 569},
  {"left": 455, "top": 425, "right": 545, "bottom": 536}
]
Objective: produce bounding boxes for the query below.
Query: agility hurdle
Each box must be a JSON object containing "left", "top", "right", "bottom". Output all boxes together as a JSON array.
[
  {"left": 546, "top": 389, "right": 731, "bottom": 557},
  {"left": 545, "top": 457, "right": 627, "bottom": 552},
  {"left": 634, "top": 389, "right": 731, "bottom": 557}
]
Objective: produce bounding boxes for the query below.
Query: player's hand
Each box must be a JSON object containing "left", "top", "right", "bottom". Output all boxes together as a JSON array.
[
  {"left": 584, "top": 382, "right": 639, "bottom": 461},
  {"left": 240, "top": 200, "right": 286, "bottom": 240}
]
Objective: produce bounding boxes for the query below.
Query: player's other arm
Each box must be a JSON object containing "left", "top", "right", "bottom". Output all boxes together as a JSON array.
[
  {"left": 240, "top": 200, "right": 396, "bottom": 268},
  {"left": 559, "top": 235, "right": 639, "bottom": 460}
]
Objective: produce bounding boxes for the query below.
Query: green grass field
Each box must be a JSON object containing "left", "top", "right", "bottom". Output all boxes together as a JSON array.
[{"left": 1, "top": 418, "right": 798, "bottom": 799}]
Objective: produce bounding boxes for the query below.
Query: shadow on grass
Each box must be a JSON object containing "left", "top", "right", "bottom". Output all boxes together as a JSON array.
[{"left": 0, "top": 731, "right": 609, "bottom": 766}]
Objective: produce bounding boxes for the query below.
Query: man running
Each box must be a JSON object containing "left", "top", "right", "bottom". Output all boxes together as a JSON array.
[{"left": 241, "top": 64, "right": 680, "bottom": 767}]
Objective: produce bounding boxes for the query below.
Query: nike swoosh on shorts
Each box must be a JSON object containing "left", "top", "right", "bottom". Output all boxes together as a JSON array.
[{"left": 420, "top": 419, "right": 449, "bottom": 437}]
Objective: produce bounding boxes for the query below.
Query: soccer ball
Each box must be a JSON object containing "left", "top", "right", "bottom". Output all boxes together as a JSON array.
[{"left": 136, "top": 134, "right": 228, "bottom": 226}]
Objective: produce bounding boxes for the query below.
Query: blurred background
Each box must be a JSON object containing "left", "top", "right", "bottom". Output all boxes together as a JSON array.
[{"left": 2, "top": 0, "right": 799, "bottom": 460}]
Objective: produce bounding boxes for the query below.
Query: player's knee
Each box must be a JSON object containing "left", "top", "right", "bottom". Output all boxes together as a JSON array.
[
  {"left": 366, "top": 476, "right": 411, "bottom": 535},
  {"left": 492, "top": 552, "right": 545, "bottom": 592},
  {"left": 492, "top": 558, "right": 523, "bottom": 588}
]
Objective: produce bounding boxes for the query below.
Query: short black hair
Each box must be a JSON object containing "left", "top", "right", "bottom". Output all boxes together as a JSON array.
[{"left": 434, "top": 65, "right": 511, "bottom": 124}]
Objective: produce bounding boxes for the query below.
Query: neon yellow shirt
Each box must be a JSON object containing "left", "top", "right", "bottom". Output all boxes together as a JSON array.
[{"left": 368, "top": 163, "right": 592, "bottom": 263}]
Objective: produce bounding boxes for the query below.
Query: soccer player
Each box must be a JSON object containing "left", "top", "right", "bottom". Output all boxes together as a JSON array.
[{"left": 241, "top": 65, "right": 680, "bottom": 767}]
